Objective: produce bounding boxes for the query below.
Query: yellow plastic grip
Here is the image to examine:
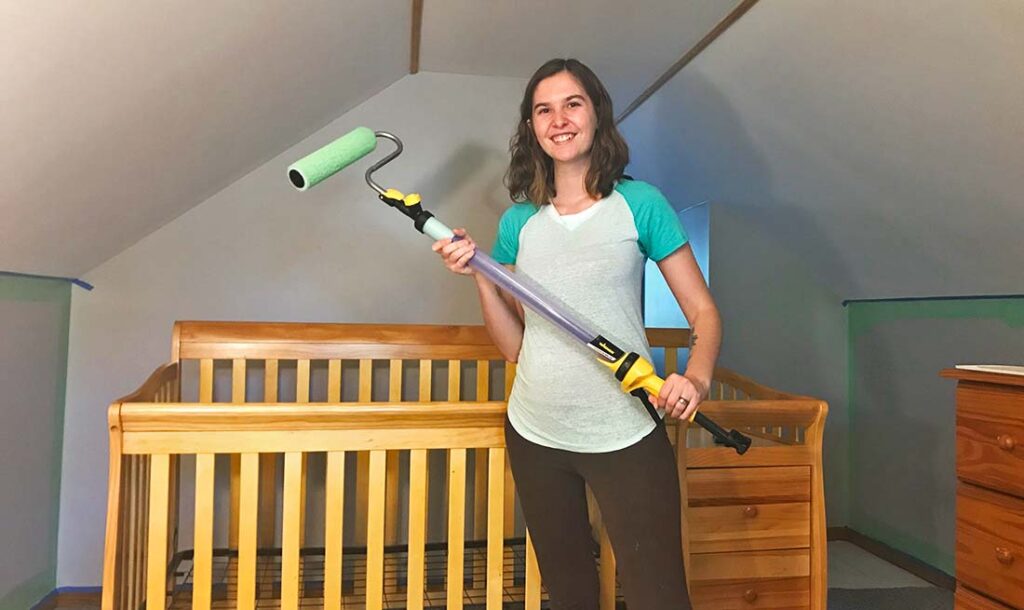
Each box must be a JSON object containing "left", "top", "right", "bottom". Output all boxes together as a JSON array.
[
  {"left": 598, "top": 354, "right": 697, "bottom": 422},
  {"left": 403, "top": 193, "right": 422, "bottom": 206},
  {"left": 383, "top": 188, "right": 405, "bottom": 201}
]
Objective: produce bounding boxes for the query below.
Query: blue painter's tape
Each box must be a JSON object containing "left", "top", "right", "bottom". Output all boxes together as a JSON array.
[
  {"left": 842, "top": 293, "right": 1024, "bottom": 307},
  {"left": 0, "top": 270, "right": 94, "bottom": 290}
]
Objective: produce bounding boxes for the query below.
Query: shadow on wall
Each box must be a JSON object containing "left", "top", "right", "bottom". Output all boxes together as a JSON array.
[
  {"left": 636, "top": 70, "right": 892, "bottom": 299},
  {"left": 634, "top": 71, "right": 851, "bottom": 354},
  {"left": 414, "top": 141, "right": 511, "bottom": 220},
  {"left": 633, "top": 70, "right": 850, "bottom": 524}
]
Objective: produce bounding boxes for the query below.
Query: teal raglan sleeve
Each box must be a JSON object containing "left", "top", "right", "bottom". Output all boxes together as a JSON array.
[
  {"left": 491, "top": 204, "right": 537, "bottom": 264},
  {"left": 618, "top": 180, "right": 689, "bottom": 261}
]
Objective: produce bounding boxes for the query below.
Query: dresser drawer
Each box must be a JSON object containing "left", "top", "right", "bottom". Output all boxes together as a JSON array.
[
  {"left": 956, "top": 383, "right": 1024, "bottom": 495},
  {"left": 688, "top": 466, "right": 811, "bottom": 506},
  {"left": 688, "top": 502, "right": 810, "bottom": 553},
  {"left": 690, "top": 576, "right": 809, "bottom": 609},
  {"left": 955, "top": 585, "right": 1013, "bottom": 610},
  {"left": 690, "top": 548, "right": 810, "bottom": 581},
  {"left": 956, "top": 484, "right": 1024, "bottom": 609}
]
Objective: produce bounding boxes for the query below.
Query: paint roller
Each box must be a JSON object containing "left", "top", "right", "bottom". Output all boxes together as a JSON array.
[{"left": 288, "top": 128, "right": 751, "bottom": 454}]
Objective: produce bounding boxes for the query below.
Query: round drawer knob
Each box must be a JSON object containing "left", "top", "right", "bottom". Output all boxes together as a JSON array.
[
  {"left": 996, "top": 547, "right": 1015, "bottom": 565},
  {"left": 744, "top": 506, "right": 759, "bottom": 518},
  {"left": 997, "top": 434, "right": 1016, "bottom": 451},
  {"left": 743, "top": 588, "right": 758, "bottom": 603}
]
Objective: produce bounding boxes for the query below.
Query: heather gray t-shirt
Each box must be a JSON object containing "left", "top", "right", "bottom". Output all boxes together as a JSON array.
[{"left": 491, "top": 180, "right": 688, "bottom": 452}]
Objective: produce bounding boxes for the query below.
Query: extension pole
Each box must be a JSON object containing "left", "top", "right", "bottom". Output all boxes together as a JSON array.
[{"left": 288, "top": 128, "right": 751, "bottom": 454}]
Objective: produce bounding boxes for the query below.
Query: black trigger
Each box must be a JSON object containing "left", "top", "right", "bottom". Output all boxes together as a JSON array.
[{"left": 630, "top": 389, "right": 661, "bottom": 425}]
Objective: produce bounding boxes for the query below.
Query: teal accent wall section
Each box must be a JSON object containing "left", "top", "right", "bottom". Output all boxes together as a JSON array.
[
  {"left": 848, "top": 297, "right": 1024, "bottom": 574},
  {"left": 0, "top": 275, "right": 72, "bottom": 609}
]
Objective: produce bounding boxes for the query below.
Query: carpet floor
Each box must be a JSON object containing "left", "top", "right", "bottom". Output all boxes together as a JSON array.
[{"left": 827, "top": 586, "right": 953, "bottom": 610}]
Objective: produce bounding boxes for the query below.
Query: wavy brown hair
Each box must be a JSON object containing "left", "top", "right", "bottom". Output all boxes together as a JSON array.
[{"left": 505, "top": 58, "right": 630, "bottom": 205}]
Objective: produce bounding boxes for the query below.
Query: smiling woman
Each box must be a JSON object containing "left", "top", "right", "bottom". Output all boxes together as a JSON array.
[
  {"left": 432, "top": 58, "right": 724, "bottom": 610},
  {"left": 506, "top": 59, "right": 629, "bottom": 212}
]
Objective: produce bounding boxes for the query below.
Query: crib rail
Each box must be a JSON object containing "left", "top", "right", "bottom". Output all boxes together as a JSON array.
[{"left": 104, "top": 401, "right": 533, "bottom": 610}]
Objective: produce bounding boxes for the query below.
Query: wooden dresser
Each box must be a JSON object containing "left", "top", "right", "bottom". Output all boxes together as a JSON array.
[{"left": 942, "top": 368, "right": 1024, "bottom": 609}]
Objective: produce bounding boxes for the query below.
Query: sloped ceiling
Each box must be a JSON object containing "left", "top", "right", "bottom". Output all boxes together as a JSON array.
[
  {"left": 1, "top": 0, "right": 410, "bottom": 277},
  {"left": 623, "top": 0, "right": 1024, "bottom": 299},
  {"left": 10, "top": 0, "right": 1017, "bottom": 300},
  {"left": 421, "top": 0, "right": 740, "bottom": 111},
  {"left": 2, "top": 0, "right": 740, "bottom": 278}
]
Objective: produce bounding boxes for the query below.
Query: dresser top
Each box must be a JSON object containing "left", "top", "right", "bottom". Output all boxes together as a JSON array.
[{"left": 941, "top": 367, "right": 1024, "bottom": 388}]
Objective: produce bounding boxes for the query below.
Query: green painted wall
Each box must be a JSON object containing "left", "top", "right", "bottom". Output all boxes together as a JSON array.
[
  {"left": 0, "top": 275, "right": 72, "bottom": 610},
  {"left": 847, "top": 297, "right": 1024, "bottom": 574}
]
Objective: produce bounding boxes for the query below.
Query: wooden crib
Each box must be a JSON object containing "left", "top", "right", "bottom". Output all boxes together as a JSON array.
[{"left": 101, "top": 321, "right": 827, "bottom": 610}]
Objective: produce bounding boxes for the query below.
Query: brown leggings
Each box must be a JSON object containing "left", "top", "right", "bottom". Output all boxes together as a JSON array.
[{"left": 504, "top": 417, "right": 692, "bottom": 610}]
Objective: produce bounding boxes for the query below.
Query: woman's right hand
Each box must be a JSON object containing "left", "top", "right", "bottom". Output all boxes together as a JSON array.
[{"left": 431, "top": 228, "right": 477, "bottom": 275}]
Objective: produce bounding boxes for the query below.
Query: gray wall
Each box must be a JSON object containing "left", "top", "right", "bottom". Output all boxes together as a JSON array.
[
  {"left": 848, "top": 299, "right": 1024, "bottom": 573},
  {"left": 58, "top": 71, "right": 527, "bottom": 586},
  {"left": 0, "top": 276, "right": 71, "bottom": 609},
  {"left": 618, "top": 62, "right": 849, "bottom": 525},
  {"left": 709, "top": 206, "right": 849, "bottom": 526}
]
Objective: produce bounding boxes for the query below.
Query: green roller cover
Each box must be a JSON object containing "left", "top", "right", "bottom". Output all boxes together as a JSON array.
[{"left": 288, "top": 126, "right": 377, "bottom": 191}]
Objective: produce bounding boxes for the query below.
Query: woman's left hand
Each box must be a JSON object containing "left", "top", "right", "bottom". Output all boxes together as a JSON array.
[{"left": 651, "top": 373, "right": 708, "bottom": 421}]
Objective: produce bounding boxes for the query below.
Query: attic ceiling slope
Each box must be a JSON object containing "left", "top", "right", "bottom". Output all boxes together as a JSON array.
[
  {"left": 420, "top": 0, "right": 743, "bottom": 109},
  {"left": 1, "top": 0, "right": 408, "bottom": 278},
  {"left": 627, "top": 0, "right": 1024, "bottom": 299}
]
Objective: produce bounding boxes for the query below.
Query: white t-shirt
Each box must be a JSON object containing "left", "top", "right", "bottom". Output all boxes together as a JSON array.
[{"left": 491, "top": 179, "right": 688, "bottom": 452}]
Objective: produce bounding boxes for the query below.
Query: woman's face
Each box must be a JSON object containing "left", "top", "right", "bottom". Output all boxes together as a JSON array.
[{"left": 530, "top": 71, "right": 598, "bottom": 167}]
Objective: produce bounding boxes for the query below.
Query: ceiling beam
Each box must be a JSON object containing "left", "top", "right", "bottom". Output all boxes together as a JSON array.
[
  {"left": 410, "top": 0, "right": 424, "bottom": 74},
  {"left": 616, "top": 0, "right": 760, "bottom": 124}
]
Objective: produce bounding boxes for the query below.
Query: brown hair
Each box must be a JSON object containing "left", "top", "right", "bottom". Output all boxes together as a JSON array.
[{"left": 504, "top": 58, "right": 629, "bottom": 205}]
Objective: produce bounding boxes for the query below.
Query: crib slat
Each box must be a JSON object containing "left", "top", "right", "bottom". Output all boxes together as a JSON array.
[
  {"left": 666, "top": 347, "right": 678, "bottom": 375},
  {"left": 125, "top": 456, "right": 138, "bottom": 610},
  {"left": 324, "top": 451, "right": 345, "bottom": 610},
  {"left": 297, "top": 359, "right": 310, "bottom": 402},
  {"left": 265, "top": 360, "right": 279, "bottom": 400},
  {"left": 140, "top": 457, "right": 150, "bottom": 610},
  {"left": 386, "top": 360, "right": 402, "bottom": 548},
  {"left": 366, "top": 450, "right": 387, "bottom": 610},
  {"left": 199, "top": 359, "right": 213, "bottom": 402},
  {"left": 445, "top": 361, "right": 461, "bottom": 551},
  {"left": 447, "top": 448, "right": 467, "bottom": 610},
  {"left": 281, "top": 452, "right": 302, "bottom": 610},
  {"left": 477, "top": 360, "right": 490, "bottom": 399},
  {"left": 474, "top": 362, "right": 490, "bottom": 544},
  {"left": 448, "top": 359, "right": 461, "bottom": 400},
  {"left": 192, "top": 454, "right": 215, "bottom": 610},
  {"left": 355, "top": 360, "right": 372, "bottom": 546},
  {"left": 230, "top": 359, "right": 246, "bottom": 550},
  {"left": 145, "top": 454, "right": 170, "bottom": 610},
  {"left": 418, "top": 359, "right": 432, "bottom": 401},
  {"left": 237, "top": 453, "right": 259, "bottom": 610},
  {"left": 259, "top": 360, "right": 279, "bottom": 549},
  {"left": 406, "top": 449, "right": 428, "bottom": 610},
  {"left": 416, "top": 359, "right": 432, "bottom": 578},
  {"left": 297, "top": 360, "right": 310, "bottom": 550},
  {"left": 599, "top": 522, "right": 616, "bottom": 610},
  {"left": 359, "top": 359, "right": 373, "bottom": 400},
  {"left": 525, "top": 531, "right": 541, "bottom": 610},
  {"left": 233, "top": 358, "right": 246, "bottom": 401},
  {"left": 486, "top": 448, "right": 505, "bottom": 608},
  {"left": 328, "top": 359, "right": 341, "bottom": 402}
]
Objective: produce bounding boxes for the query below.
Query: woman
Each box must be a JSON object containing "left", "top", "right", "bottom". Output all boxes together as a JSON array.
[{"left": 433, "top": 58, "right": 720, "bottom": 609}]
